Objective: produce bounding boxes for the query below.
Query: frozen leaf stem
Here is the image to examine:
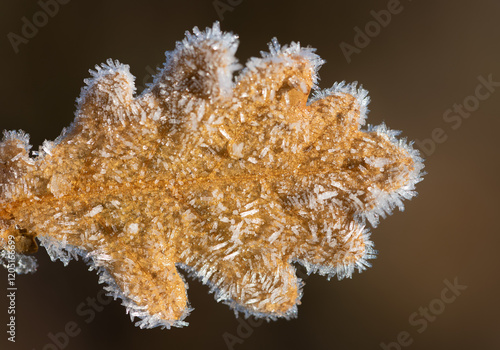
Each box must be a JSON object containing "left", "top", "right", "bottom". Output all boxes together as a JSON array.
[{"left": 0, "top": 22, "right": 424, "bottom": 328}]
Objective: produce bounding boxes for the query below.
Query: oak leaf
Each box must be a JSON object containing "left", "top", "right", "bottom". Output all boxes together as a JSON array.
[{"left": 0, "top": 23, "right": 424, "bottom": 328}]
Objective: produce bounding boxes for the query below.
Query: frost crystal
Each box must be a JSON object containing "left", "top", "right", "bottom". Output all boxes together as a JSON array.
[{"left": 0, "top": 22, "right": 424, "bottom": 328}]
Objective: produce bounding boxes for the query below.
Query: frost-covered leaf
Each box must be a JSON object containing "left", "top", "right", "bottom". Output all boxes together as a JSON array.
[{"left": 0, "top": 22, "right": 424, "bottom": 329}]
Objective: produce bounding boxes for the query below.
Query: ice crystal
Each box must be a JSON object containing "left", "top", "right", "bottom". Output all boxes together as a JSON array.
[{"left": 0, "top": 22, "right": 424, "bottom": 328}]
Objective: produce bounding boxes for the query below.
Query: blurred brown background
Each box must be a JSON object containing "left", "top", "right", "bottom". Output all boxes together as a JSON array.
[{"left": 0, "top": 0, "right": 499, "bottom": 349}]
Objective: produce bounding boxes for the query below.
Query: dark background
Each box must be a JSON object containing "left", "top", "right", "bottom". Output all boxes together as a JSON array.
[{"left": 1, "top": 0, "right": 499, "bottom": 349}]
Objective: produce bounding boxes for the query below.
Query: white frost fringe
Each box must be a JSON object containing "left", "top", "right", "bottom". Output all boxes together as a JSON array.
[
  {"left": 38, "top": 235, "right": 191, "bottom": 329},
  {"left": 309, "top": 81, "right": 371, "bottom": 126},
  {"left": 0, "top": 249, "right": 38, "bottom": 274},
  {"left": 177, "top": 262, "right": 302, "bottom": 322},
  {"left": 360, "top": 123, "right": 425, "bottom": 227}
]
